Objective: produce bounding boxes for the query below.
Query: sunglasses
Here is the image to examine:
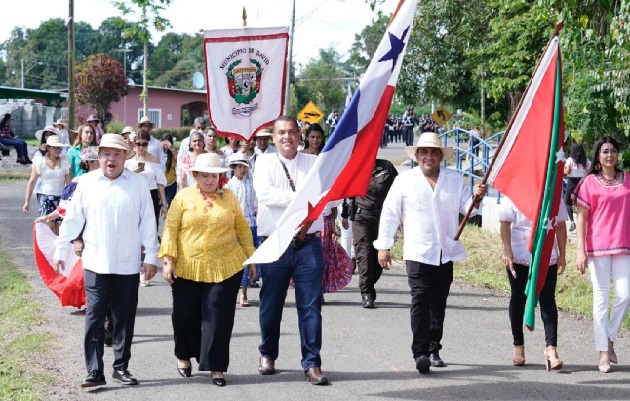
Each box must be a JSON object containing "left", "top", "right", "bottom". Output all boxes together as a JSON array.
[{"left": 135, "top": 142, "right": 149, "bottom": 147}]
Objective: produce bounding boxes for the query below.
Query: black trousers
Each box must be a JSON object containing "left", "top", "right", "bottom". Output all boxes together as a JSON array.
[
  {"left": 403, "top": 126, "right": 414, "bottom": 146},
  {"left": 564, "top": 177, "right": 580, "bottom": 223},
  {"left": 83, "top": 270, "right": 139, "bottom": 373},
  {"left": 150, "top": 188, "right": 160, "bottom": 233},
  {"left": 171, "top": 273, "right": 242, "bottom": 372},
  {"left": 352, "top": 214, "right": 382, "bottom": 299},
  {"left": 507, "top": 263, "right": 559, "bottom": 347},
  {"left": 406, "top": 260, "right": 453, "bottom": 358}
]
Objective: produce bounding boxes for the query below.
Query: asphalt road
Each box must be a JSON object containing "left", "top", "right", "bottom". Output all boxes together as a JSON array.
[{"left": 1, "top": 142, "right": 629, "bottom": 400}]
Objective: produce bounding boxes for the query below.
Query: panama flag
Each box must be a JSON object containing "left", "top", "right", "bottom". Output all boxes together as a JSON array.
[
  {"left": 245, "top": 0, "right": 417, "bottom": 265},
  {"left": 203, "top": 27, "right": 289, "bottom": 141},
  {"left": 488, "top": 35, "right": 564, "bottom": 330}
]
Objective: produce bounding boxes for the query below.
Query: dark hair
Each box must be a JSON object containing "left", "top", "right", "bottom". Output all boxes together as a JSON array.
[
  {"left": 587, "top": 136, "right": 620, "bottom": 175},
  {"left": 79, "top": 159, "right": 91, "bottom": 173},
  {"left": 73, "top": 124, "right": 98, "bottom": 147},
  {"left": 136, "top": 130, "right": 152, "bottom": 142},
  {"left": 161, "top": 133, "right": 174, "bottom": 172},
  {"left": 189, "top": 131, "right": 205, "bottom": 152},
  {"left": 273, "top": 115, "right": 299, "bottom": 131},
  {"left": 570, "top": 143, "right": 587, "bottom": 168},
  {"left": 303, "top": 123, "right": 325, "bottom": 151},
  {"left": 0, "top": 113, "right": 10, "bottom": 128}
]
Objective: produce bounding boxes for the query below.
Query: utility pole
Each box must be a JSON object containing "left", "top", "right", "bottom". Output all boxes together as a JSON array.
[
  {"left": 284, "top": 0, "right": 295, "bottom": 115},
  {"left": 67, "top": 0, "right": 76, "bottom": 130}
]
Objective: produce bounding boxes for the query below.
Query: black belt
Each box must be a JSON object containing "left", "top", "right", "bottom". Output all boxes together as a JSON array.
[
  {"left": 356, "top": 208, "right": 381, "bottom": 217},
  {"left": 260, "top": 232, "right": 321, "bottom": 242}
]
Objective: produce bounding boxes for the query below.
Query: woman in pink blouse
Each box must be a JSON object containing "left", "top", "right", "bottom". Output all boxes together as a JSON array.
[
  {"left": 574, "top": 136, "right": 630, "bottom": 373},
  {"left": 179, "top": 131, "right": 207, "bottom": 190}
]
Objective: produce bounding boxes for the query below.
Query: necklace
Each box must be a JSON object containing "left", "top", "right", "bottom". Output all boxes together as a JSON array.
[
  {"left": 598, "top": 171, "right": 619, "bottom": 185},
  {"left": 197, "top": 184, "right": 217, "bottom": 209}
]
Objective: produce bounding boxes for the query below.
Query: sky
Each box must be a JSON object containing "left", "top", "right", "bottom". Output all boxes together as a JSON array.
[{"left": 2, "top": 0, "right": 398, "bottom": 68}]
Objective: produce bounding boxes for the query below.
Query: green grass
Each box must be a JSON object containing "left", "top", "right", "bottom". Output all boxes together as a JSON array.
[
  {"left": 392, "top": 225, "right": 630, "bottom": 329},
  {"left": 0, "top": 250, "right": 52, "bottom": 401}
]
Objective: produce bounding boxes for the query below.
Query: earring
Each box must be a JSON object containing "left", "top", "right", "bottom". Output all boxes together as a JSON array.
[{"left": 595, "top": 163, "right": 601, "bottom": 170}]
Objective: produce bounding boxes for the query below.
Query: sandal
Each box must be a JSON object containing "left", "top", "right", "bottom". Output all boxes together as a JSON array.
[{"left": 240, "top": 295, "right": 250, "bottom": 307}]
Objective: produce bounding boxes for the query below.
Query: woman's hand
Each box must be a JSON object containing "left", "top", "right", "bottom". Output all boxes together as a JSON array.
[
  {"left": 341, "top": 218, "right": 349, "bottom": 230},
  {"left": 576, "top": 250, "right": 588, "bottom": 275},
  {"left": 557, "top": 254, "right": 566, "bottom": 275},
  {"left": 34, "top": 215, "right": 48, "bottom": 223},
  {"left": 73, "top": 240, "right": 84, "bottom": 257},
  {"left": 160, "top": 204, "right": 168, "bottom": 218},
  {"left": 501, "top": 248, "right": 517, "bottom": 278},
  {"left": 22, "top": 203, "right": 29, "bottom": 214},
  {"left": 247, "top": 264, "right": 257, "bottom": 283},
  {"left": 163, "top": 257, "right": 176, "bottom": 284}
]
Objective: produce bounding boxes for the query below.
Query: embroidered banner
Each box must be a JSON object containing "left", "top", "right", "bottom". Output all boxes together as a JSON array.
[{"left": 203, "top": 27, "right": 289, "bottom": 140}]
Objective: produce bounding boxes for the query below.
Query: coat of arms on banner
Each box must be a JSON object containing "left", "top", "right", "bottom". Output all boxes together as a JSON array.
[{"left": 204, "top": 27, "right": 289, "bottom": 141}]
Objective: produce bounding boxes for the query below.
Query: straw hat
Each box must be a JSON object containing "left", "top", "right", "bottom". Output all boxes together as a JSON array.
[
  {"left": 405, "top": 131, "right": 453, "bottom": 160},
  {"left": 45, "top": 135, "right": 70, "bottom": 148},
  {"left": 79, "top": 146, "right": 99, "bottom": 161},
  {"left": 255, "top": 128, "right": 273, "bottom": 138},
  {"left": 121, "top": 126, "right": 135, "bottom": 135},
  {"left": 228, "top": 152, "right": 250, "bottom": 168},
  {"left": 53, "top": 119, "right": 66, "bottom": 128},
  {"left": 98, "top": 133, "right": 135, "bottom": 158},
  {"left": 137, "top": 116, "right": 154, "bottom": 129},
  {"left": 191, "top": 153, "right": 228, "bottom": 174},
  {"left": 35, "top": 125, "right": 60, "bottom": 141}
]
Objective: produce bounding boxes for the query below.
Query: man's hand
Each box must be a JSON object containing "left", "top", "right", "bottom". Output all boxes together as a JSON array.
[
  {"left": 473, "top": 183, "right": 488, "bottom": 198},
  {"left": 377, "top": 249, "right": 392, "bottom": 270},
  {"left": 141, "top": 263, "right": 158, "bottom": 281},
  {"left": 73, "top": 240, "right": 84, "bottom": 257},
  {"left": 341, "top": 218, "right": 349, "bottom": 230},
  {"left": 53, "top": 259, "right": 64, "bottom": 274}
]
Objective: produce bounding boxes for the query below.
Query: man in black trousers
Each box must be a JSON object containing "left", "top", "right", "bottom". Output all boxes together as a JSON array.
[{"left": 347, "top": 158, "right": 398, "bottom": 308}]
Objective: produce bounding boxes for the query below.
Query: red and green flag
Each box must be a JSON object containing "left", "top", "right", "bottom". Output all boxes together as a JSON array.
[{"left": 488, "top": 35, "right": 564, "bottom": 330}]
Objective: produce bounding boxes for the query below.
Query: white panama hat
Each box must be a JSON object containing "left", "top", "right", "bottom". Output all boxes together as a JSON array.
[
  {"left": 405, "top": 131, "right": 454, "bottom": 160},
  {"left": 191, "top": 153, "right": 229, "bottom": 174}
]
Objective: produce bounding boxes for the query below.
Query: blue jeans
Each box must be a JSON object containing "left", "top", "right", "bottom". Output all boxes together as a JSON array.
[
  {"left": 0, "top": 137, "right": 28, "bottom": 159},
  {"left": 258, "top": 236, "right": 324, "bottom": 371}
]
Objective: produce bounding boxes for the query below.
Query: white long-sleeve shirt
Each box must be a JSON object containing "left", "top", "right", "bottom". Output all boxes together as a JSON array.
[
  {"left": 374, "top": 167, "right": 478, "bottom": 265},
  {"left": 253, "top": 152, "right": 323, "bottom": 236},
  {"left": 54, "top": 168, "right": 159, "bottom": 274},
  {"left": 148, "top": 136, "right": 166, "bottom": 171}
]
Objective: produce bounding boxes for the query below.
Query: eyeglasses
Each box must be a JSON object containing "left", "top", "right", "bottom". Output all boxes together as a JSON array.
[{"left": 135, "top": 142, "right": 149, "bottom": 147}]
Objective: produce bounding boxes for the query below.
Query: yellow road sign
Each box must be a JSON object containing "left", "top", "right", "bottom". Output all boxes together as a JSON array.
[
  {"left": 431, "top": 106, "right": 451, "bottom": 127},
  {"left": 298, "top": 101, "right": 325, "bottom": 124}
]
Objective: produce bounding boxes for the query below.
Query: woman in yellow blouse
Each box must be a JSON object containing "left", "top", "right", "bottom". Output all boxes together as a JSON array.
[{"left": 159, "top": 152, "right": 256, "bottom": 387}]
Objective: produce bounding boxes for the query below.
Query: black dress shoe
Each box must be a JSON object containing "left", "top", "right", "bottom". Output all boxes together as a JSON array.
[
  {"left": 212, "top": 376, "right": 227, "bottom": 387},
  {"left": 177, "top": 366, "right": 192, "bottom": 378},
  {"left": 304, "top": 367, "right": 329, "bottom": 385},
  {"left": 361, "top": 294, "right": 375, "bottom": 309},
  {"left": 430, "top": 353, "right": 446, "bottom": 367},
  {"left": 415, "top": 355, "right": 431, "bottom": 374},
  {"left": 112, "top": 370, "right": 138, "bottom": 385},
  {"left": 258, "top": 357, "right": 276, "bottom": 375},
  {"left": 81, "top": 371, "right": 106, "bottom": 388}
]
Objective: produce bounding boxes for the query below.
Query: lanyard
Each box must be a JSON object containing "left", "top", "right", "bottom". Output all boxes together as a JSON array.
[{"left": 277, "top": 154, "right": 296, "bottom": 192}]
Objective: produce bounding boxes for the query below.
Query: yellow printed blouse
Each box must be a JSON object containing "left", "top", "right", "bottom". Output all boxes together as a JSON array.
[{"left": 158, "top": 186, "right": 255, "bottom": 283}]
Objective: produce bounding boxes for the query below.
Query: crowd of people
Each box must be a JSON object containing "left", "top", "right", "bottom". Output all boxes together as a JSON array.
[{"left": 15, "top": 109, "right": 630, "bottom": 389}]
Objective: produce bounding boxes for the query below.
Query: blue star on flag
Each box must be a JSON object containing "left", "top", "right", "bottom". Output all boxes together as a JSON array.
[{"left": 378, "top": 26, "right": 410, "bottom": 72}]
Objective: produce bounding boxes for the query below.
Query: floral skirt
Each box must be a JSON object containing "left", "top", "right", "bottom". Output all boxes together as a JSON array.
[
  {"left": 321, "top": 217, "right": 354, "bottom": 293},
  {"left": 38, "top": 194, "right": 62, "bottom": 222}
]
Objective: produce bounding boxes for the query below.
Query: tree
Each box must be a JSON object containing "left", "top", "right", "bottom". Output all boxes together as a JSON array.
[
  {"left": 347, "top": 12, "right": 389, "bottom": 74},
  {"left": 113, "top": 0, "right": 173, "bottom": 118},
  {"left": 75, "top": 54, "right": 128, "bottom": 128}
]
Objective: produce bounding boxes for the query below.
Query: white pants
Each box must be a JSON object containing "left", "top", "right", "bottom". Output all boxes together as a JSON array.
[
  {"left": 337, "top": 204, "right": 354, "bottom": 259},
  {"left": 589, "top": 254, "right": 630, "bottom": 351}
]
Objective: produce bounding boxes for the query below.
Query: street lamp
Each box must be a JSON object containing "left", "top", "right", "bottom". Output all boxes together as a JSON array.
[
  {"left": 21, "top": 60, "right": 44, "bottom": 89},
  {"left": 116, "top": 48, "right": 132, "bottom": 124}
]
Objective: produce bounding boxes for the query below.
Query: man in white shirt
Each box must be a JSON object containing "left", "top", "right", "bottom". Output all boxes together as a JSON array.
[
  {"left": 53, "top": 119, "right": 71, "bottom": 155},
  {"left": 137, "top": 116, "right": 166, "bottom": 171},
  {"left": 54, "top": 134, "right": 159, "bottom": 388},
  {"left": 253, "top": 116, "right": 328, "bottom": 385},
  {"left": 374, "top": 132, "right": 487, "bottom": 374},
  {"left": 254, "top": 128, "right": 277, "bottom": 155}
]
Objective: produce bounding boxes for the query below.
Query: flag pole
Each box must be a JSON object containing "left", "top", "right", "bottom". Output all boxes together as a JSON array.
[{"left": 454, "top": 21, "right": 564, "bottom": 240}]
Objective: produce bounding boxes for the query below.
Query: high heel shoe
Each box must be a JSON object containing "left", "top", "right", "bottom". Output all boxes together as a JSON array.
[
  {"left": 609, "top": 339, "right": 618, "bottom": 364},
  {"left": 544, "top": 346, "right": 563, "bottom": 372},
  {"left": 177, "top": 359, "right": 192, "bottom": 378},
  {"left": 598, "top": 351, "right": 611, "bottom": 373},
  {"left": 211, "top": 372, "right": 226, "bottom": 387},
  {"left": 512, "top": 345, "right": 525, "bottom": 366}
]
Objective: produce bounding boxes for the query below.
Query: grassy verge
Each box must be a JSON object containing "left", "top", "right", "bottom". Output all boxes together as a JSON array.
[
  {"left": 392, "top": 225, "right": 629, "bottom": 329},
  {"left": 0, "top": 249, "right": 52, "bottom": 401}
]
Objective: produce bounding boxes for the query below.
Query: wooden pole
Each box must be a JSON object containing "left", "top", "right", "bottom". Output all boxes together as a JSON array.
[{"left": 454, "top": 21, "right": 564, "bottom": 240}]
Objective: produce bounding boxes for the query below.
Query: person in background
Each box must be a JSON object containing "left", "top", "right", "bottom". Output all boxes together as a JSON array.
[
  {"left": 54, "top": 133, "right": 159, "bottom": 388},
  {"left": 349, "top": 159, "right": 398, "bottom": 308},
  {"left": 32, "top": 126, "right": 60, "bottom": 214},
  {"left": 254, "top": 128, "right": 276, "bottom": 155},
  {"left": 499, "top": 196, "right": 567, "bottom": 371},
  {"left": 67, "top": 124, "right": 98, "bottom": 177},
  {"left": 179, "top": 131, "right": 207, "bottom": 190},
  {"left": 253, "top": 116, "right": 329, "bottom": 385},
  {"left": 161, "top": 133, "right": 178, "bottom": 207},
  {"left": 53, "top": 119, "right": 71, "bottom": 156},
  {"left": 137, "top": 116, "right": 166, "bottom": 171},
  {"left": 121, "top": 126, "right": 135, "bottom": 153},
  {"left": 320, "top": 201, "right": 354, "bottom": 303},
  {"left": 564, "top": 143, "right": 591, "bottom": 232},
  {"left": 159, "top": 153, "right": 256, "bottom": 387},
  {"left": 301, "top": 123, "right": 325, "bottom": 156},
  {"left": 86, "top": 115, "right": 105, "bottom": 144},
  {"left": 177, "top": 116, "right": 208, "bottom": 170},
  {"left": 221, "top": 136, "right": 241, "bottom": 158},
  {"left": 574, "top": 136, "right": 630, "bottom": 373},
  {"left": 374, "top": 132, "right": 487, "bottom": 374},
  {"left": 204, "top": 127, "right": 226, "bottom": 164},
  {"left": 325, "top": 109, "right": 339, "bottom": 136},
  {"left": 0, "top": 113, "right": 32, "bottom": 164},
  {"left": 225, "top": 152, "right": 259, "bottom": 307},
  {"left": 23, "top": 135, "right": 72, "bottom": 235}
]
